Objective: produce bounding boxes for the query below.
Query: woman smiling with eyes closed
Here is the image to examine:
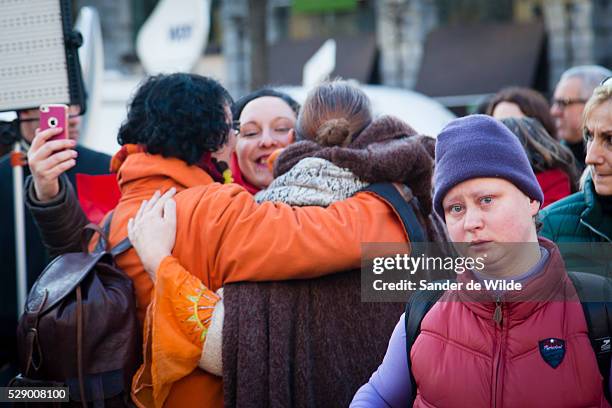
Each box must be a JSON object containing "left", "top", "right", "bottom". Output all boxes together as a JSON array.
[{"left": 230, "top": 89, "right": 300, "bottom": 193}]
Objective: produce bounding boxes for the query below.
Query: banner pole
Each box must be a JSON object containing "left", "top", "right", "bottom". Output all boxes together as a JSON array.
[{"left": 11, "top": 142, "right": 27, "bottom": 317}]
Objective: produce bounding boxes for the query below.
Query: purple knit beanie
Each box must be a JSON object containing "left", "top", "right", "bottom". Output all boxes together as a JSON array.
[{"left": 433, "top": 114, "right": 544, "bottom": 218}]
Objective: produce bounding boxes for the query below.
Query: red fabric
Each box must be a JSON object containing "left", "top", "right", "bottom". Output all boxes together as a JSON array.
[
  {"left": 411, "top": 239, "right": 608, "bottom": 408},
  {"left": 76, "top": 173, "right": 121, "bottom": 223},
  {"left": 230, "top": 152, "right": 260, "bottom": 195},
  {"left": 198, "top": 152, "right": 225, "bottom": 183},
  {"left": 536, "top": 168, "right": 571, "bottom": 208}
]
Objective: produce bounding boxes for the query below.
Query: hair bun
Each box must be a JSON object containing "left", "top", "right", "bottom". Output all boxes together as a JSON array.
[{"left": 315, "top": 118, "right": 351, "bottom": 147}]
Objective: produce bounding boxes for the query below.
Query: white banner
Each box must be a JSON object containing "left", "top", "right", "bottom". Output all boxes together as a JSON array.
[{"left": 136, "top": 0, "right": 211, "bottom": 74}]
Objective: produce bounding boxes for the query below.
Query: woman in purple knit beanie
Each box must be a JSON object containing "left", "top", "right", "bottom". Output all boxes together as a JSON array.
[
  {"left": 432, "top": 114, "right": 544, "bottom": 218},
  {"left": 352, "top": 114, "right": 609, "bottom": 408}
]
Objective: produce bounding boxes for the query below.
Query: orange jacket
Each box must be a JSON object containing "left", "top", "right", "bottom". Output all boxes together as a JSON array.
[{"left": 104, "top": 147, "right": 407, "bottom": 407}]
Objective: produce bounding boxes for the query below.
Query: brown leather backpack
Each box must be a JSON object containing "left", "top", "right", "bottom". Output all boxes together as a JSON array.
[{"left": 13, "top": 214, "right": 139, "bottom": 407}]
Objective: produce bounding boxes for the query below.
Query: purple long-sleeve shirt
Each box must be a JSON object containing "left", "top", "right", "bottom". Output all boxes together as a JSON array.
[
  {"left": 350, "top": 313, "right": 411, "bottom": 407},
  {"left": 351, "top": 248, "right": 611, "bottom": 407}
]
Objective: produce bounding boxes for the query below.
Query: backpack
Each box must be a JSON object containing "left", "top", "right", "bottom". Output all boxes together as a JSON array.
[
  {"left": 11, "top": 213, "right": 139, "bottom": 407},
  {"left": 404, "top": 273, "right": 612, "bottom": 406}
]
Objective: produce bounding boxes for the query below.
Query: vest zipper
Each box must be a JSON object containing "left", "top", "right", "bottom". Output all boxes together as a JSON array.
[
  {"left": 492, "top": 295, "right": 505, "bottom": 408},
  {"left": 493, "top": 296, "right": 503, "bottom": 325}
]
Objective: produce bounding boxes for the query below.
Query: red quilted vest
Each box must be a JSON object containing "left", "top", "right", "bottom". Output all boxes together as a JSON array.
[{"left": 411, "top": 240, "right": 608, "bottom": 408}]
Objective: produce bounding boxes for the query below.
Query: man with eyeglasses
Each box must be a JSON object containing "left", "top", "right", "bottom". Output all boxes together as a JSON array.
[{"left": 551, "top": 65, "right": 612, "bottom": 170}]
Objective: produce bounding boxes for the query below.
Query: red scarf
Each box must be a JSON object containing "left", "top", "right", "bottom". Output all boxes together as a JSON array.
[
  {"left": 198, "top": 152, "right": 234, "bottom": 184},
  {"left": 230, "top": 152, "right": 260, "bottom": 195}
]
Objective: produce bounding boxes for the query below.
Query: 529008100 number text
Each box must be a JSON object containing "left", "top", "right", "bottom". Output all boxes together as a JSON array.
[{"left": 0, "top": 387, "right": 69, "bottom": 402}]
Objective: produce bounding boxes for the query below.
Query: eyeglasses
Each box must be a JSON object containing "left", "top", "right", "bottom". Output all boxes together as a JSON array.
[
  {"left": 226, "top": 120, "right": 239, "bottom": 136},
  {"left": 600, "top": 76, "right": 612, "bottom": 87},
  {"left": 551, "top": 97, "right": 587, "bottom": 109}
]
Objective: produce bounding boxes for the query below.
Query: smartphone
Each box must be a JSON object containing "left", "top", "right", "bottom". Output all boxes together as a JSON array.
[{"left": 39, "top": 104, "right": 68, "bottom": 141}]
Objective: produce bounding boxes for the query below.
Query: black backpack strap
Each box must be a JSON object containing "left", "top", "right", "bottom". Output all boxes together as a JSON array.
[
  {"left": 361, "top": 183, "right": 426, "bottom": 242},
  {"left": 111, "top": 237, "right": 132, "bottom": 257},
  {"left": 568, "top": 271, "right": 612, "bottom": 404},
  {"left": 93, "top": 212, "right": 132, "bottom": 256},
  {"left": 94, "top": 212, "right": 114, "bottom": 253},
  {"left": 404, "top": 283, "right": 449, "bottom": 406}
]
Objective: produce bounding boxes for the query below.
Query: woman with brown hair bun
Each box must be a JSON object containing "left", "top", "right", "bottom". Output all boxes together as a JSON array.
[
  {"left": 488, "top": 87, "right": 558, "bottom": 139},
  {"left": 296, "top": 79, "right": 372, "bottom": 146},
  {"left": 267, "top": 80, "right": 436, "bottom": 218}
]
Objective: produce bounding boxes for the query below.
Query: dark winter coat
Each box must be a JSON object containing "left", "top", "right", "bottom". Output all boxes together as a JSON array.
[
  {"left": 539, "top": 177, "right": 612, "bottom": 275},
  {"left": 0, "top": 145, "right": 110, "bottom": 368}
]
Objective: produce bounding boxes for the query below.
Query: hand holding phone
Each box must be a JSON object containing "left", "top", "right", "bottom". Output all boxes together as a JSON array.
[
  {"left": 39, "top": 104, "right": 68, "bottom": 141},
  {"left": 29, "top": 105, "right": 77, "bottom": 201}
]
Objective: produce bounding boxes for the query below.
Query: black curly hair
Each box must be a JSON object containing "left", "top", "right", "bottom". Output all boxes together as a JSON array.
[
  {"left": 231, "top": 88, "right": 300, "bottom": 120},
  {"left": 117, "top": 73, "right": 233, "bottom": 165}
]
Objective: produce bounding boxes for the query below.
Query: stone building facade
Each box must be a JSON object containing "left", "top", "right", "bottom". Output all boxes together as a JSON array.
[
  {"left": 539, "top": 0, "right": 612, "bottom": 87},
  {"left": 73, "top": 0, "right": 134, "bottom": 72},
  {"left": 375, "top": 0, "right": 438, "bottom": 89},
  {"left": 379, "top": 0, "right": 611, "bottom": 91},
  {"left": 71, "top": 0, "right": 611, "bottom": 95},
  {"left": 222, "top": 0, "right": 611, "bottom": 95}
]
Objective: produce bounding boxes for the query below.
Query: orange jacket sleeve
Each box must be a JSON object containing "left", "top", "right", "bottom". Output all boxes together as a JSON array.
[
  {"left": 133, "top": 184, "right": 408, "bottom": 407},
  {"left": 181, "top": 184, "right": 408, "bottom": 289},
  {"left": 132, "top": 256, "right": 220, "bottom": 408}
]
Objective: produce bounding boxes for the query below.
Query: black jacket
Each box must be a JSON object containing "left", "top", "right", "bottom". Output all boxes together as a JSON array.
[{"left": 0, "top": 145, "right": 110, "bottom": 367}]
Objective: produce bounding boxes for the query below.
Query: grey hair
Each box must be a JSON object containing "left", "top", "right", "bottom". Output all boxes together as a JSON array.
[{"left": 560, "top": 65, "right": 612, "bottom": 99}]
